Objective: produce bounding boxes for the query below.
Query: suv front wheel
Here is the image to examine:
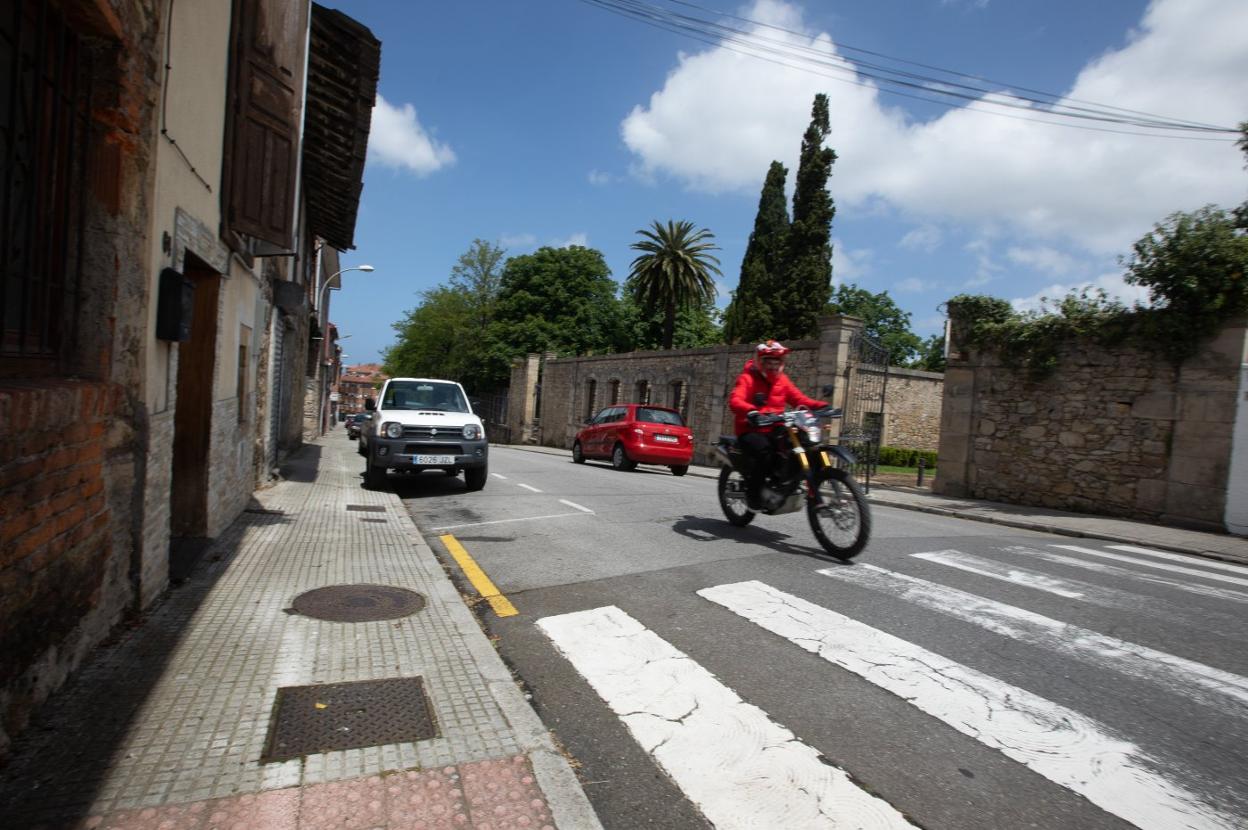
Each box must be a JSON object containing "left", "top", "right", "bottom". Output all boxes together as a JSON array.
[{"left": 464, "top": 465, "right": 488, "bottom": 491}]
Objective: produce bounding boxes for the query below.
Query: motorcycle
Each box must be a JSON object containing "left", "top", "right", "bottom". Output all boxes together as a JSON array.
[{"left": 714, "top": 405, "right": 871, "bottom": 560}]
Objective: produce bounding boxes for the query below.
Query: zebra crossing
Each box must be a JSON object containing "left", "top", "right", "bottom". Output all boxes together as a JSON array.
[{"left": 537, "top": 542, "right": 1248, "bottom": 830}]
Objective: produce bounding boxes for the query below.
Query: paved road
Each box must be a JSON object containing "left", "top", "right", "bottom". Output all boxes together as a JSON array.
[{"left": 393, "top": 446, "right": 1248, "bottom": 830}]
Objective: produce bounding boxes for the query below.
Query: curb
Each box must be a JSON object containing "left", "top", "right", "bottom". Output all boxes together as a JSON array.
[{"left": 381, "top": 470, "right": 605, "bottom": 830}]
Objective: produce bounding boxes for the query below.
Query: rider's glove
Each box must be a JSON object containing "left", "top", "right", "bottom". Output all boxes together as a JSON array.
[{"left": 746, "top": 410, "right": 760, "bottom": 425}]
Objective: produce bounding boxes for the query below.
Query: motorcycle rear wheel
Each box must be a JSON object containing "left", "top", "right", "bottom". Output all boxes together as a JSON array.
[
  {"left": 718, "top": 466, "right": 755, "bottom": 527},
  {"left": 808, "top": 468, "right": 870, "bottom": 559}
]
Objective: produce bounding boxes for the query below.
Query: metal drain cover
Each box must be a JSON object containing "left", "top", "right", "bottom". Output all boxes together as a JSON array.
[
  {"left": 289, "top": 584, "right": 425, "bottom": 622},
  {"left": 261, "top": 677, "right": 437, "bottom": 762},
  {"left": 346, "top": 504, "right": 385, "bottom": 513}
]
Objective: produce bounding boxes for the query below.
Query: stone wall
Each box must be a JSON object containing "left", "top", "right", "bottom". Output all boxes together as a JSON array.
[
  {"left": 208, "top": 397, "right": 256, "bottom": 538},
  {"left": 880, "top": 367, "right": 943, "bottom": 451},
  {"left": 936, "top": 317, "right": 1245, "bottom": 531},
  {"left": 510, "top": 317, "right": 945, "bottom": 466}
]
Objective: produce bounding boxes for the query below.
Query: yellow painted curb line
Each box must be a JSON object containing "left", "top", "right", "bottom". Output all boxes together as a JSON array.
[{"left": 440, "top": 534, "right": 518, "bottom": 617}]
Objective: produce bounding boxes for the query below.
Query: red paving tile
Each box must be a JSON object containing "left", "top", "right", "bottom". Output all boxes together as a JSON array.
[{"left": 71, "top": 756, "right": 554, "bottom": 829}]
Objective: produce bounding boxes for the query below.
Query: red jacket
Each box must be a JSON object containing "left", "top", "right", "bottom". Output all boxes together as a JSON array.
[{"left": 728, "top": 359, "right": 826, "bottom": 435}]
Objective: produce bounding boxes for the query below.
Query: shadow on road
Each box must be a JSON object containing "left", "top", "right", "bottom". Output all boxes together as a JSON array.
[{"left": 670, "top": 514, "right": 856, "bottom": 566}]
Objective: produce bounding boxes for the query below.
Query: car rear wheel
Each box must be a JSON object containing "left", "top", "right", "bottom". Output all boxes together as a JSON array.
[
  {"left": 611, "top": 443, "right": 636, "bottom": 471},
  {"left": 669, "top": 465, "right": 688, "bottom": 476},
  {"left": 572, "top": 441, "right": 585, "bottom": 464}
]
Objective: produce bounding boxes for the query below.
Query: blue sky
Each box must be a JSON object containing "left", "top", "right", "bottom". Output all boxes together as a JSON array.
[{"left": 320, "top": 0, "right": 1247, "bottom": 368}]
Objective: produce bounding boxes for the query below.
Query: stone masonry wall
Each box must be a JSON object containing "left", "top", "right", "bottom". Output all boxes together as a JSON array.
[
  {"left": 520, "top": 317, "right": 945, "bottom": 467},
  {"left": 936, "top": 321, "right": 1245, "bottom": 531},
  {"left": 880, "top": 367, "right": 943, "bottom": 451},
  {"left": 207, "top": 396, "right": 256, "bottom": 538}
]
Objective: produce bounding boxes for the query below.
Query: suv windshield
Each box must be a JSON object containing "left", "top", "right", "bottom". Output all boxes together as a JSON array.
[
  {"left": 382, "top": 381, "right": 469, "bottom": 412},
  {"left": 637, "top": 407, "right": 684, "bottom": 426}
]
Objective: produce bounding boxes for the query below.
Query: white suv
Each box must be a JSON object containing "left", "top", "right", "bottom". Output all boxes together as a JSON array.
[{"left": 363, "top": 378, "right": 488, "bottom": 491}]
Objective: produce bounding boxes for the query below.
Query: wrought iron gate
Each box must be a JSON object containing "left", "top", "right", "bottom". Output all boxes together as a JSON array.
[{"left": 837, "top": 332, "right": 889, "bottom": 492}]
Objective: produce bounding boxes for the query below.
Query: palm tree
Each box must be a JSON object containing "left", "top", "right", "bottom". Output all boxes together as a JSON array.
[{"left": 628, "top": 220, "right": 722, "bottom": 349}]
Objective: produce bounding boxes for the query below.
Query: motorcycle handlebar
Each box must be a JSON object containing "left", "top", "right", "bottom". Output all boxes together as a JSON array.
[{"left": 750, "top": 406, "right": 843, "bottom": 426}]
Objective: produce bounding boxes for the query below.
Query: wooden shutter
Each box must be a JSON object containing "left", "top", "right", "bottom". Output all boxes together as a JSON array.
[{"left": 221, "top": 0, "right": 306, "bottom": 249}]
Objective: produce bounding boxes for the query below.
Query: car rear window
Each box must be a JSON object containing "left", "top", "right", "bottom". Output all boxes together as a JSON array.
[{"left": 637, "top": 407, "right": 684, "bottom": 426}]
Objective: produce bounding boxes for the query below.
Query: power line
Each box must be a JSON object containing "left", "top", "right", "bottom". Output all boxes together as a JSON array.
[{"left": 578, "top": 0, "right": 1241, "bottom": 140}]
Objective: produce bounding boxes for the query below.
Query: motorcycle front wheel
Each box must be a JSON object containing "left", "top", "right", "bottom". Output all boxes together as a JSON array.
[
  {"left": 718, "top": 466, "right": 755, "bottom": 527},
  {"left": 808, "top": 468, "right": 870, "bottom": 559}
]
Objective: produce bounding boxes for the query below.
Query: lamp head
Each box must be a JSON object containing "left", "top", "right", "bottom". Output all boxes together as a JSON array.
[{"left": 358, "top": 264, "right": 375, "bottom": 272}]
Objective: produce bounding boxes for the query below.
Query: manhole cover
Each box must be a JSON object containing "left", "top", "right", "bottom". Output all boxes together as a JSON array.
[
  {"left": 261, "top": 677, "right": 437, "bottom": 762},
  {"left": 289, "top": 585, "right": 425, "bottom": 622},
  {"left": 346, "top": 504, "right": 386, "bottom": 513}
]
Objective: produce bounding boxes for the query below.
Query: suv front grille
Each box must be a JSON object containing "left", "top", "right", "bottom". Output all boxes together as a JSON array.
[
  {"left": 402, "top": 426, "right": 461, "bottom": 440},
  {"left": 403, "top": 443, "right": 465, "bottom": 456}
]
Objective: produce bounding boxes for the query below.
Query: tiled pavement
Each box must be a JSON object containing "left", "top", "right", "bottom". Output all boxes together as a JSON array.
[{"left": 0, "top": 437, "right": 600, "bottom": 830}]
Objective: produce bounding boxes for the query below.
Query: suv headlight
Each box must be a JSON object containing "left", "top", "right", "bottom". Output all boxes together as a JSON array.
[
  {"left": 462, "top": 423, "right": 482, "bottom": 440},
  {"left": 383, "top": 422, "right": 403, "bottom": 439}
]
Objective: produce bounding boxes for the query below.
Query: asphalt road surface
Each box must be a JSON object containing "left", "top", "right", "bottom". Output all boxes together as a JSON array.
[{"left": 392, "top": 446, "right": 1248, "bottom": 830}]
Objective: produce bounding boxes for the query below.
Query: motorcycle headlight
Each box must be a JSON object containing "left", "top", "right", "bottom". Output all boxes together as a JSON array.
[
  {"left": 805, "top": 425, "right": 821, "bottom": 443},
  {"left": 384, "top": 422, "right": 403, "bottom": 439},
  {"left": 462, "top": 423, "right": 482, "bottom": 440}
]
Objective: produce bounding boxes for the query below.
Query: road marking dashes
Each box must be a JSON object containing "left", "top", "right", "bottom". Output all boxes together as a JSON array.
[
  {"left": 537, "top": 605, "right": 915, "bottom": 830},
  {"left": 517, "top": 483, "right": 542, "bottom": 493},
  {"left": 490, "top": 472, "right": 508, "bottom": 479},
  {"left": 699, "top": 580, "right": 1241, "bottom": 830},
  {"left": 558, "top": 499, "right": 594, "bottom": 514},
  {"left": 1052, "top": 544, "right": 1248, "bottom": 588},
  {"left": 430, "top": 512, "right": 589, "bottom": 532},
  {"left": 1007, "top": 545, "right": 1248, "bottom": 605},
  {"left": 817, "top": 564, "right": 1248, "bottom": 712}
]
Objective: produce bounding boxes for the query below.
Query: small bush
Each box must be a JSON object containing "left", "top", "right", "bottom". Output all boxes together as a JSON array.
[{"left": 876, "top": 446, "right": 937, "bottom": 468}]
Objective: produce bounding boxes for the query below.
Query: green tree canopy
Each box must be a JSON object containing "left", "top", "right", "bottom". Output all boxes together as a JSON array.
[
  {"left": 826, "top": 283, "right": 922, "bottom": 365},
  {"left": 779, "top": 94, "right": 837, "bottom": 340},
  {"left": 619, "top": 286, "right": 721, "bottom": 351},
  {"left": 489, "top": 245, "right": 625, "bottom": 359},
  {"left": 723, "top": 161, "right": 789, "bottom": 344},
  {"left": 627, "top": 220, "right": 722, "bottom": 349}
]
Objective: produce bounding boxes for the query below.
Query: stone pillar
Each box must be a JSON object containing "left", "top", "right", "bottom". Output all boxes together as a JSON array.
[
  {"left": 506, "top": 353, "right": 541, "bottom": 444},
  {"left": 933, "top": 306, "right": 974, "bottom": 497},
  {"left": 817, "top": 314, "right": 863, "bottom": 442},
  {"left": 1226, "top": 320, "right": 1248, "bottom": 534}
]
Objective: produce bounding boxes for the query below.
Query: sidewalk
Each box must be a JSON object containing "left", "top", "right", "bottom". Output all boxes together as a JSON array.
[
  {"left": 0, "top": 435, "right": 602, "bottom": 830},
  {"left": 503, "top": 443, "right": 1248, "bottom": 567}
]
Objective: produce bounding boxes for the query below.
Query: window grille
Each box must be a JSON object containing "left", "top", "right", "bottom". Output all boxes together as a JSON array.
[
  {"left": 634, "top": 379, "right": 649, "bottom": 404},
  {"left": 584, "top": 379, "right": 597, "bottom": 421},
  {"left": 1, "top": 0, "right": 95, "bottom": 372},
  {"left": 609, "top": 379, "right": 620, "bottom": 405},
  {"left": 669, "top": 380, "right": 688, "bottom": 419}
]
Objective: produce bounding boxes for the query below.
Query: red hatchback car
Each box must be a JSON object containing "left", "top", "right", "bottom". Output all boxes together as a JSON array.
[{"left": 573, "top": 403, "right": 694, "bottom": 475}]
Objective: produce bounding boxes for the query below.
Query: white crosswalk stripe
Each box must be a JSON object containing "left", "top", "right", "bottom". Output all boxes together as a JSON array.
[
  {"left": 1052, "top": 544, "right": 1248, "bottom": 588},
  {"left": 912, "top": 549, "right": 1247, "bottom": 632},
  {"left": 1007, "top": 545, "right": 1248, "bottom": 604},
  {"left": 699, "top": 580, "right": 1242, "bottom": 830},
  {"left": 816, "top": 563, "right": 1248, "bottom": 712},
  {"left": 536, "top": 605, "right": 915, "bottom": 830}
]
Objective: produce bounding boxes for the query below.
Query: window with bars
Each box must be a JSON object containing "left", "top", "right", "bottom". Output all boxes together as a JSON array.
[
  {"left": 669, "top": 380, "right": 689, "bottom": 419},
  {"left": 634, "top": 379, "right": 650, "bottom": 404},
  {"left": 609, "top": 379, "right": 620, "bottom": 405},
  {"left": 1, "top": 0, "right": 95, "bottom": 374}
]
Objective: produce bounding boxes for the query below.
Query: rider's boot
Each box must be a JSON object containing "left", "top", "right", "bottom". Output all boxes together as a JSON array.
[{"left": 745, "top": 474, "right": 764, "bottom": 511}]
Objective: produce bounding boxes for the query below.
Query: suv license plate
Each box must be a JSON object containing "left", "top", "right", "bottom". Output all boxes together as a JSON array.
[
  {"left": 414, "top": 454, "right": 455, "bottom": 465},
  {"left": 655, "top": 435, "right": 678, "bottom": 443}
]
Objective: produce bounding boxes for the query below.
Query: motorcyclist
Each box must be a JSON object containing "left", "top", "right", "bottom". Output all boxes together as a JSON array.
[{"left": 728, "top": 340, "right": 827, "bottom": 510}]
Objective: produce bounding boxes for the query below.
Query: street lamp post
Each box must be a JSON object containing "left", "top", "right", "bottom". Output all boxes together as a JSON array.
[
  {"left": 316, "top": 265, "right": 373, "bottom": 436},
  {"left": 317, "top": 264, "right": 374, "bottom": 316}
]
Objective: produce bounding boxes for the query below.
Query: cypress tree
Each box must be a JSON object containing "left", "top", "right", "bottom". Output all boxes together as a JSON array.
[
  {"left": 780, "top": 93, "right": 837, "bottom": 340},
  {"left": 724, "top": 161, "right": 790, "bottom": 344}
]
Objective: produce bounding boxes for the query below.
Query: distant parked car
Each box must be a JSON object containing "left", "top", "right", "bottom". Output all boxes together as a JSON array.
[
  {"left": 573, "top": 403, "right": 692, "bottom": 476},
  {"left": 346, "top": 413, "right": 367, "bottom": 439},
  {"left": 353, "top": 413, "right": 373, "bottom": 455}
]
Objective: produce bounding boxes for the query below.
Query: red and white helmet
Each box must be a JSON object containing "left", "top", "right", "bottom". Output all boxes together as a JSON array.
[
  {"left": 755, "top": 340, "right": 789, "bottom": 379},
  {"left": 756, "top": 340, "right": 790, "bottom": 358}
]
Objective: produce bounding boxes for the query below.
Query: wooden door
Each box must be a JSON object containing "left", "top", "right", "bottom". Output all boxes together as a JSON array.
[{"left": 170, "top": 258, "right": 220, "bottom": 537}]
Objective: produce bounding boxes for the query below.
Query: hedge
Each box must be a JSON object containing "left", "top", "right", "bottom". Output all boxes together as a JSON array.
[{"left": 875, "top": 446, "right": 938, "bottom": 468}]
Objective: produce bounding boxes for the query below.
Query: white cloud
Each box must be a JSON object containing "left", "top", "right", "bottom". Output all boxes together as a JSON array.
[
  {"left": 552, "top": 232, "right": 589, "bottom": 248},
  {"left": 963, "top": 237, "right": 1003, "bottom": 287},
  {"left": 1006, "top": 245, "right": 1081, "bottom": 277},
  {"left": 621, "top": 0, "right": 1246, "bottom": 255},
  {"left": 588, "top": 170, "right": 613, "bottom": 186},
  {"left": 368, "top": 95, "right": 456, "bottom": 175},
  {"left": 832, "top": 239, "right": 872, "bottom": 283},
  {"left": 900, "top": 225, "right": 943, "bottom": 252},
  {"left": 1010, "top": 270, "right": 1150, "bottom": 313},
  {"left": 895, "top": 277, "right": 929, "bottom": 293},
  {"left": 500, "top": 233, "right": 537, "bottom": 249}
]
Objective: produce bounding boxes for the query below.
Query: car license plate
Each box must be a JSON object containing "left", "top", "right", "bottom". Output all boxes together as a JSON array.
[
  {"left": 655, "top": 434, "right": 678, "bottom": 443},
  {"left": 414, "top": 454, "right": 455, "bottom": 465}
]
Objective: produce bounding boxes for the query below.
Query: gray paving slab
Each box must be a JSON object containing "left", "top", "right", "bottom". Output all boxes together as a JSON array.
[{"left": 0, "top": 437, "right": 601, "bottom": 829}]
